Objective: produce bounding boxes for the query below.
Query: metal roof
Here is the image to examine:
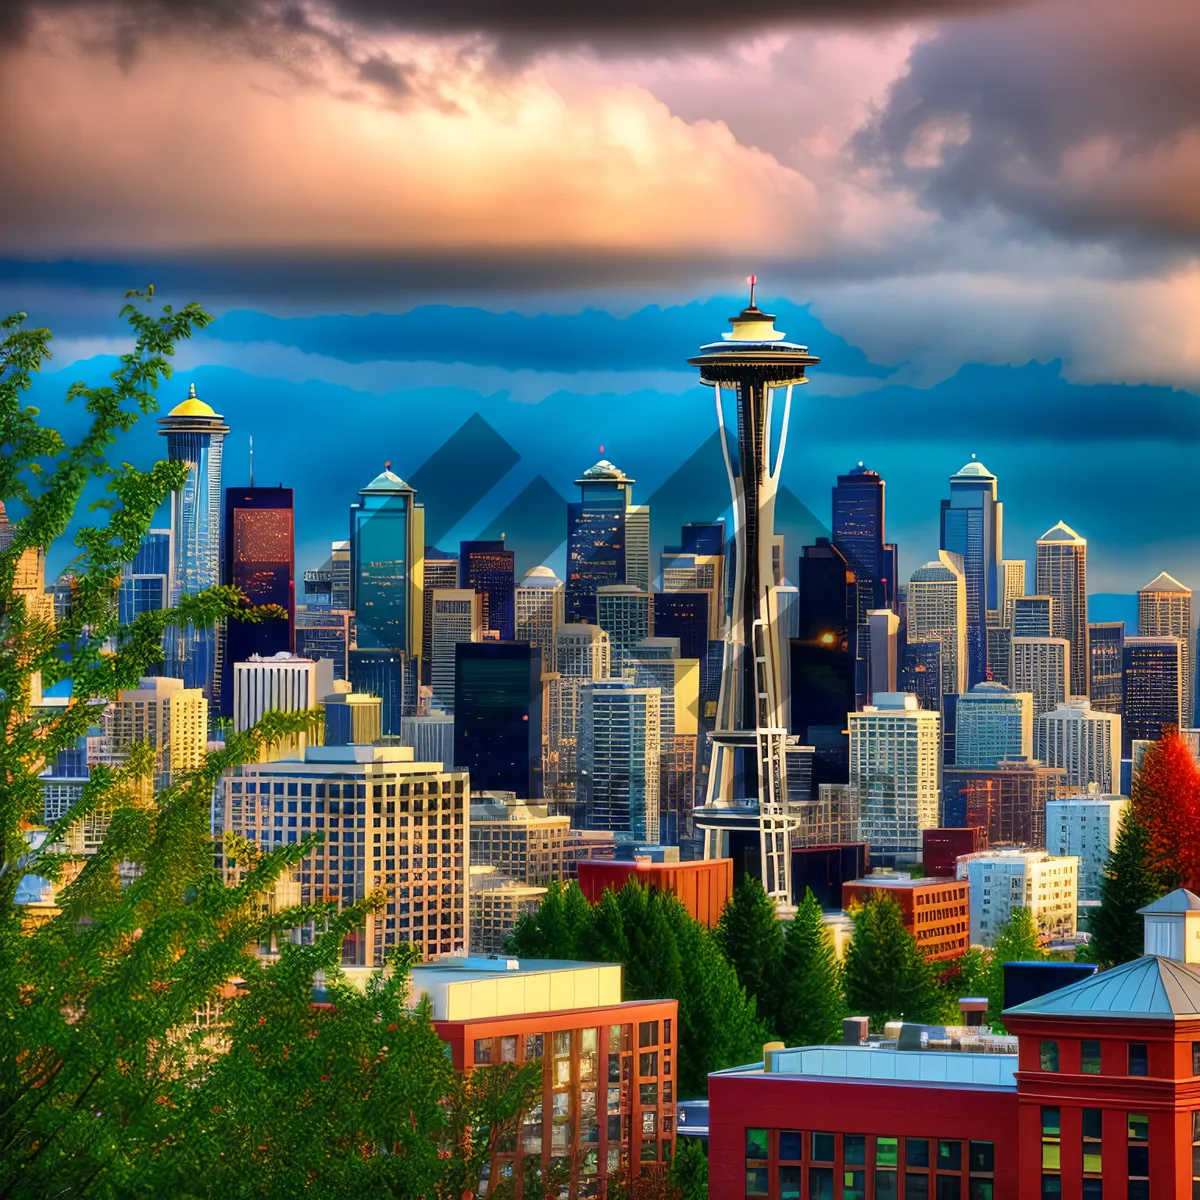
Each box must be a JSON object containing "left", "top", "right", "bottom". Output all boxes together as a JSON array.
[
  {"left": 1138, "top": 888, "right": 1200, "bottom": 914},
  {"left": 1140, "top": 571, "right": 1190, "bottom": 594},
  {"left": 1003, "top": 955, "right": 1200, "bottom": 1020}
]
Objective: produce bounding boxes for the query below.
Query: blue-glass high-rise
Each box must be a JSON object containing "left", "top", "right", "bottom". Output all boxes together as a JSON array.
[
  {"left": 119, "top": 528, "right": 171, "bottom": 625},
  {"left": 939, "top": 457, "right": 1002, "bottom": 688},
  {"left": 158, "top": 385, "right": 228, "bottom": 699},
  {"left": 459, "top": 539, "right": 515, "bottom": 640},
  {"left": 566, "top": 460, "right": 635, "bottom": 623},
  {"left": 832, "top": 463, "right": 898, "bottom": 615}
]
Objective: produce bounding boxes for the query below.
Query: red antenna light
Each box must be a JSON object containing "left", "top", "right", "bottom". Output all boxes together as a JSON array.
[
  {"left": 384, "top": 460, "right": 391, "bottom": 470},
  {"left": 599, "top": 444, "right": 605, "bottom": 454},
  {"left": 747, "top": 274, "right": 758, "bottom": 307}
]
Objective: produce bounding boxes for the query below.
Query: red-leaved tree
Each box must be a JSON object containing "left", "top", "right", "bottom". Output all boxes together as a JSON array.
[{"left": 1132, "top": 728, "right": 1200, "bottom": 892}]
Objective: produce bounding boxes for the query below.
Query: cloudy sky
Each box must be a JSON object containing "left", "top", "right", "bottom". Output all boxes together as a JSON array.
[{"left": 4, "top": 0, "right": 1200, "bottom": 605}]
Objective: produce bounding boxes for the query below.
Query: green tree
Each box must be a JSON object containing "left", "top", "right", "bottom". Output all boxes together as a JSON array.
[
  {"left": 843, "top": 894, "right": 941, "bottom": 1028},
  {"left": 0, "top": 299, "right": 538, "bottom": 1199},
  {"left": 1089, "top": 805, "right": 1168, "bottom": 969},
  {"left": 981, "top": 907, "right": 1045, "bottom": 1029},
  {"left": 774, "top": 888, "right": 845, "bottom": 1047},
  {"left": 714, "top": 874, "right": 784, "bottom": 1029},
  {"left": 669, "top": 1136, "right": 709, "bottom": 1200}
]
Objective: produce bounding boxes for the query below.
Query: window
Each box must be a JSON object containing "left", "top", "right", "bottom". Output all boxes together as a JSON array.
[
  {"left": 1128, "top": 1112, "right": 1150, "bottom": 1199},
  {"left": 1194, "top": 1043, "right": 1200, "bottom": 1076},
  {"left": 638, "top": 1021, "right": 659, "bottom": 1047},
  {"left": 813, "top": 1133, "right": 835, "bottom": 1163},
  {"left": 473, "top": 1038, "right": 492, "bottom": 1064},
  {"left": 745, "top": 1129, "right": 769, "bottom": 1161},
  {"left": 877, "top": 1138, "right": 899, "bottom": 1168},
  {"left": 1192, "top": 1112, "right": 1200, "bottom": 1198},
  {"left": 936, "top": 1180, "right": 961, "bottom": 1200},
  {"left": 846, "top": 1135, "right": 867, "bottom": 1166},
  {"left": 779, "top": 1166, "right": 800, "bottom": 1200},
  {"left": 809, "top": 1167, "right": 834, "bottom": 1200},
  {"left": 1081, "top": 1182, "right": 1102, "bottom": 1200},
  {"left": 1040, "top": 1041, "right": 1059, "bottom": 1072},
  {"left": 1041, "top": 1108, "right": 1061, "bottom": 1170},
  {"left": 1082, "top": 1040, "right": 1101, "bottom": 1074},
  {"left": 1128, "top": 1043, "right": 1149, "bottom": 1076},
  {"left": 1041, "top": 1178, "right": 1061, "bottom": 1200},
  {"left": 969, "top": 1142, "right": 994, "bottom": 1173},
  {"left": 779, "top": 1131, "right": 803, "bottom": 1161},
  {"left": 938, "top": 1141, "right": 962, "bottom": 1172},
  {"left": 906, "top": 1177, "right": 930, "bottom": 1200},
  {"left": 1083, "top": 1109, "right": 1102, "bottom": 1175}
]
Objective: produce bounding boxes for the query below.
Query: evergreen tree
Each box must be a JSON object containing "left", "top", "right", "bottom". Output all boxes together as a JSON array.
[
  {"left": 843, "top": 894, "right": 941, "bottom": 1028},
  {"left": 774, "top": 888, "right": 845, "bottom": 1047},
  {"left": 669, "top": 1136, "right": 709, "bottom": 1200},
  {"left": 1089, "top": 807, "right": 1165, "bottom": 968},
  {"left": 982, "top": 907, "right": 1044, "bottom": 1029},
  {"left": 714, "top": 874, "right": 784, "bottom": 1029}
]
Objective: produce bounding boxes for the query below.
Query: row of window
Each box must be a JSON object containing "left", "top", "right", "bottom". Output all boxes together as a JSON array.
[{"left": 1039, "top": 1039, "right": 1176, "bottom": 1076}]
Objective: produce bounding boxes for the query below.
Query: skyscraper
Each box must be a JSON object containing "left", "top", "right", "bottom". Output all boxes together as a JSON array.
[
  {"left": 907, "top": 551, "right": 968, "bottom": 701},
  {"left": 296, "top": 608, "right": 352, "bottom": 681},
  {"left": 1013, "top": 595, "right": 1054, "bottom": 639},
  {"left": 454, "top": 641, "right": 543, "bottom": 799},
  {"left": 832, "top": 462, "right": 898, "bottom": 615},
  {"left": 1088, "top": 621, "right": 1125, "bottom": 715},
  {"left": 954, "top": 682, "right": 1033, "bottom": 767},
  {"left": 1036, "top": 521, "right": 1089, "bottom": 699},
  {"left": 421, "top": 551, "right": 458, "bottom": 678},
  {"left": 1122, "top": 635, "right": 1184, "bottom": 755},
  {"left": 1000, "top": 559, "right": 1026, "bottom": 627},
  {"left": 430, "top": 589, "right": 482, "bottom": 713},
  {"left": 1138, "top": 571, "right": 1193, "bottom": 727},
  {"left": 566, "top": 459, "right": 646, "bottom": 624},
  {"left": 100, "top": 675, "right": 208, "bottom": 791},
  {"left": 515, "top": 565, "right": 564, "bottom": 675},
  {"left": 596, "top": 584, "right": 653, "bottom": 671},
  {"left": 1037, "top": 698, "right": 1122, "bottom": 795},
  {"left": 867, "top": 608, "right": 901, "bottom": 696},
  {"left": 940, "top": 457, "right": 1002, "bottom": 687},
  {"left": 650, "top": 590, "right": 711, "bottom": 667},
  {"left": 548, "top": 623, "right": 611, "bottom": 802},
  {"left": 849, "top": 693, "right": 941, "bottom": 862},
  {"left": 580, "top": 678, "right": 662, "bottom": 843},
  {"left": 119, "top": 528, "right": 170, "bottom": 626},
  {"left": 233, "top": 651, "right": 320, "bottom": 756},
  {"left": 459, "top": 539, "right": 516, "bottom": 641},
  {"left": 221, "top": 485, "right": 295, "bottom": 715},
  {"left": 1012, "top": 636, "right": 1070, "bottom": 755},
  {"left": 660, "top": 522, "right": 725, "bottom": 640},
  {"left": 158, "top": 383, "right": 229, "bottom": 698},
  {"left": 350, "top": 463, "right": 424, "bottom": 658},
  {"left": 348, "top": 648, "right": 412, "bottom": 737}
]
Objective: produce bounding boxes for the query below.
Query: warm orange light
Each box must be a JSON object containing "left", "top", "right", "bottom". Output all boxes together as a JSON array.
[{"left": 820, "top": 632, "right": 836, "bottom": 646}]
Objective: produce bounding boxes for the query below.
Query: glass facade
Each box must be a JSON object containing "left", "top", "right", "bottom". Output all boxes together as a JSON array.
[
  {"left": 460, "top": 539, "right": 516, "bottom": 640},
  {"left": 351, "top": 484, "right": 414, "bottom": 653}
]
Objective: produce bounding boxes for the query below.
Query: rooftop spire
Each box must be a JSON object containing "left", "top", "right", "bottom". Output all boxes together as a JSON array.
[{"left": 189, "top": 382, "right": 196, "bottom": 399}]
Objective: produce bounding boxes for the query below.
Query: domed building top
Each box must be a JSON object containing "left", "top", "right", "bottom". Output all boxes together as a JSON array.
[
  {"left": 951, "top": 454, "right": 995, "bottom": 480},
  {"left": 969, "top": 681, "right": 1013, "bottom": 695},
  {"left": 582, "top": 459, "right": 625, "bottom": 480},
  {"left": 168, "top": 382, "right": 218, "bottom": 418},
  {"left": 521, "top": 565, "right": 562, "bottom": 588}
]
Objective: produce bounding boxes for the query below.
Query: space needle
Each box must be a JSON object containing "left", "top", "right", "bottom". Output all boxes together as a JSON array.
[{"left": 689, "top": 278, "right": 819, "bottom": 913}]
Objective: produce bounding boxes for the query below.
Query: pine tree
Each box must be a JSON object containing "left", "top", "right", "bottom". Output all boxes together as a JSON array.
[
  {"left": 774, "top": 888, "right": 845, "bottom": 1047},
  {"left": 1089, "top": 807, "right": 1166, "bottom": 968},
  {"left": 982, "top": 907, "right": 1045, "bottom": 1028},
  {"left": 670, "top": 1136, "right": 709, "bottom": 1200},
  {"left": 843, "top": 893, "right": 941, "bottom": 1028},
  {"left": 714, "top": 873, "right": 784, "bottom": 1029}
]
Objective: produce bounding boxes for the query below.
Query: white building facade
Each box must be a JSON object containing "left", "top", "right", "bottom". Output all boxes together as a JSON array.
[
  {"left": 956, "top": 849, "right": 1079, "bottom": 945},
  {"left": 1046, "top": 794, "right": 1128, "bottom": 905},
  {"left": 1037, "top": 698, "right": 1122, "bottom": 794}
]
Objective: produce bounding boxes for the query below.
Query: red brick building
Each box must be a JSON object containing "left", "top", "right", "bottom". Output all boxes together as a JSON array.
[
  {"left": 413, "top": 956, "right": 677, "bottom": 1198},
  {"left": 707, "top": 887, "right": 1200, "bottom": 1199},
  {"left": 842, "top": 874, "right": 971, "bottom": 961},
  {"left": 922, "top": 827, "right": 987, "bottom": 879},
  {"left": 577, "top": 856, "right": 733, "bottom": 929}
]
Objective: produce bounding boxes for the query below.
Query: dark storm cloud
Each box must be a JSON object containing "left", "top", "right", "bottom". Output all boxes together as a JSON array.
[{"left": 857, "top": 0, "right": 1200, "bottom": 250}]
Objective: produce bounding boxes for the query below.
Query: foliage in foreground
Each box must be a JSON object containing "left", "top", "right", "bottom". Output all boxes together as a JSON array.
[{"left": 0, "top": 298, "right": 539, "bottom": 1199}]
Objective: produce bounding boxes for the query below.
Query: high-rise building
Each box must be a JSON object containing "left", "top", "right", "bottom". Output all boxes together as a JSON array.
[
  {"left": 546, "top": 624, "right": 611, "bottom": 806},
  {"left": 1037, "top": 698, "right": 1122, "bottom": 795},
  {"left": 119, "top": 528, "right": 171, "bottom": 626},
  {"left": 901, "top": 639, "right": 943, "bottom": 713},
  {"left": 596, "top": 584, "right": 653, "bottom": 672},
  {"left": 954, "top": 682, "right": 1033, "bottom": 767},
  {"left": 233, "top": 651, "right": 320, "bottom": 759},
  {"left": 566, "top": 459, "right": 645, "bottom": 624},
  {"left": 468, "top": 869, "right": 547, "bottom": 955},
  {"left": 940, "top": 457, "right": 1002, "bottom": 687},
  {"left": 400, "top": 710, "right": 455, "bottom": 767},
  {"left": 469, "top": 798, "right": 572, "bottom": 885},
  {"left": 1046, "top": 794, "right": 1129, "bottom": 904},
  {"left": 986, "top": 623, "right": 1012, "bottom": 687},
  {"left": 459, "top": 539, "right": 516, "bottom": 641},
  {"left": 301, "top": 541, "right": 351, "bottom": 611},
  {"left": 555, "top": 622, "right": 612, "bottom": 680},
  {"left": 1012, "top": 595, "right": 1054, "bottom": 639},
  {"left": 580, "top": 678, "right": 661, "bottom": 843},
  {"left": 223, "top": 745, "right": 468, "bottom": 963},
  {"left": 1000, "top": 559, "right": 1026, "bottom": 627},
  {"left": 1012, "top": 636, "right": 1070, "bottom": 750},
  {"left": 1138, "top": 572, "right": 1193, "bottom": 727},
  {"left": 942, "top": 758, "right": 1064, "bottom": 847},
  {"left": 430, "top": 589, "right": 482, "bottom": 713},
  {"left": 956, "top": 849, "right": 1077, "bottom": 945},
  {"left": 1036, "top": 521, "right": 1089, "bottom": 699},
  {"left": 221, "top": 486, "right": 294, "bottom": 715},
  {"left": 420, "top": 552, "right": 458, "bottom": 677},
  {"left": 348, "top": 648, "right": 413, "bottom": 737},
  {"left": 832, "top": 462, "right": 898, "bottom": 615},
  {"left": 1122, "top": 635, "right": 1184, "bottom": 754},
  {"left": 350, "top": 463, "right": 424, "bottom": 657},
  {"left": 650, "top": 590, "right": 710, "bottom": 669},
  {"left": 1088, "top": 621, "right": 1125, "bottom": 715},
  {"left": 867, "top": 608, "right": 901, "bottom": 696},
  {"left": 320, "top": 683, "right": 383, "bottom": 747},
  {"left": 515, "top": 566, "right": 564, "bottom": 675},
  {"left": 158, "top": 384, "right": 228, "bottom": 698},
  {"left": 454, "top": 641, "right": 543, "bottom": 799},
  {"left": 100, "top": 675, "right": 208, "bottom": 790},
  {"left": 295, "top": 607, "right": 352, "bottom": 681},
  {"left": 660, "top": 522, "right": 725, "bottom": 640},
  {"left": 907, "top": 551, "right": 968, "bottom": 701},
  {"left": 848, "top": 693, "right": 941, "bottom": 861}
]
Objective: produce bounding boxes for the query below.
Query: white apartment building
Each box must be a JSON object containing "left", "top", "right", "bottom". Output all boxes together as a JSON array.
[
  {"left": 848, "top": 693, "right": 941, "bottom": 859},
  {"left": 1046, "top": 793, "right": 1128, "bottom": 905},
  {"left": 1037, "top": 698, "right": 1122, "bottom": 795},
  {"left": 956, "top": 849, "right": 1079, "bottom": 945}
]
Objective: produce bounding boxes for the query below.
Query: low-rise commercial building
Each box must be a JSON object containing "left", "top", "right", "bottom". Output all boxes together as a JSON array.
[
  {"left": 956, "top": 849, "right": 1078, "bottom": 946},
  {"left": 842, "top": 874, "right": 971, "bottom": 961},
  {"left": 1045, "top": 793, "right": 1129, "bottom": 905},
  {"left": 577, "top": 856, "right": 733, "bottom": 928}
]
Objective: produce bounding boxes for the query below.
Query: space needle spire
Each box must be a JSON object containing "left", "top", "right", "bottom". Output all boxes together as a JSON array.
[{"left": 689, "top": 278, "right": 820, "bottom": 911}]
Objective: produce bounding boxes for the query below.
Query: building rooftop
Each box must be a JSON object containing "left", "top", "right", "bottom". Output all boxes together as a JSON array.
[
  {"left": 1141, "top": 570, "right": 1191, "bottom": 594},
  {"left": 580, "top": 459, "right": 629, "bottom": 481},
  {"left": 1139, "top": 888, "right": 1200, "bottom": 914},
  {"left": 1004, "top": 954, "right": 1200, "bottom": 1020},
  {"left": 951, "top": 456, "right": 995, "bottom": 481},
  {"left": 845, "top": 874, "right": 957, "bottom": 890},
  {"left": 167, "top": 382, "right": 219, "bottom": 418},
  {"left": 359, "top": 463, "right": 413, "bottom": 494},
  {"left": 1038, "top": 520, "right": 1085, "bottom": 545},
  {"left": 519, "top": 565, "right": 562, "bottom": 588}
]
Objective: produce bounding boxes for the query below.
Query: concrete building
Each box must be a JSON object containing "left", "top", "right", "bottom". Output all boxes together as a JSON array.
[
  {"left": 596, "top": 584, "right": 652, "bottom": 671},
  {"left": 1036, "top": 698, "right": 1122, "bottom": 794},
  {"left": 429, "top": 588, "right": 481, "bottom": 713},
  {"left": 549, "top": 624, "right": 612, "bottom": 801},
  {"left": 470, "top": 799, "right": 572, "bottom": 884},
  {"left": 1000, "top": 557, "right": 1026, "bottom": 627},
  {"left": 468, "top": 868, "right": 546, "bottom": 955},
  {"left": 956, "top": 849, "right": 1078, "bottom": 945},
  {"left": 1013, "top": 595, "right": 1054, "bottom": 639},
  {"left": 1011, "top": 635, "right": 1070, "bottom": 749},
  {"left": 399, "top": 710, "right": 454, "bottom": 770},
  {"left": 868, "top": 607, "right": 901, "bottom": 696},
  {"left": 224, "top": 744, "right": 468, "bottom": 964},
  {"left": 577, "top": 856, "right": 733, "bottom": 928},
  {"left": 1046, "top": 793, "right": 1129, "bottom": 905},
  {"left": 1036, "top": 521, "right": 1089, "bottom": 699},
  {"left": 100, "top": 674, "right": 209, "bottom": 790},
  {"left": 848, "top": 693, "right": 941, "bottom": 861},
  {"left": 907, "top": 551, "right": 968, "bottom": 700},
  {"left": 943, "top": 758, "right": 1065, "bottom": 848},
  {"left": 1088, "top": 620, "right": 1125, "bottom": 715},
  {"left": 233, "top": 651, "right": 319, "bottom": 731},
  {"left": 514, "top": 565, "right": 564, "bottom": 675},
  {"left": 1123, "top": 634, "right": 1184, "bottom": 755},
  {"left": 320, "top": 682, "right": 382, "bottom": 747},
  {"left": 842, "top": 874, "right": 971, "bottom": 961},
  {"left": 954, "top": 682, "right": 1033, "bottom": 767},
  {"left": 1138, "top": 572, "right": 1193, "bottom": 727},
  {"left": 659, "top": 522, "right": 725, "bottom": 640}
]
